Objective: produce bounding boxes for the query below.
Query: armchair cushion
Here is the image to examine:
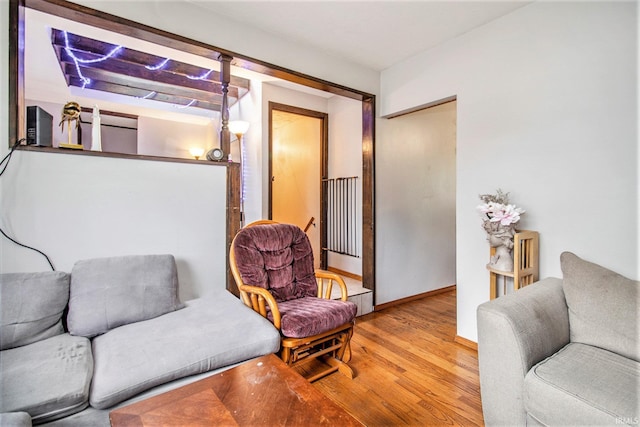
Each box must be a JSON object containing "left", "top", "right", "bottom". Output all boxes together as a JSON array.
[
  {"left": 274, "top": 297, "right": 357, "bottom": 338},
  {"left": 524, "top": 342, "right": 640, "bottom": 426},
  {"left": 561, "top": 252, "right": 640, "bottom": 362},
  {"left": 0, "top": 272, "right": 70, "bottom": 350},
  {"left": 67, "top": 255, "right": 184, "bottom": 338},
  {"left": 233, "top": 224, "right": 317, "bottom": 302}
]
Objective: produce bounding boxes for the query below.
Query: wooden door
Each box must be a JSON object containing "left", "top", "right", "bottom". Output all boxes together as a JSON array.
[{"left": 269, "top": 104, "right": 327, "bottom": 269}]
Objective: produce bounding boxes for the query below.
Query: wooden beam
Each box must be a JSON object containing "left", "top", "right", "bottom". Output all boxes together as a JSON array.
[
  {"left": 9, "top": 0, "right": 25, "bottom": 145},
  {"left": 51, "top": 30, "right": 250, "bottom": 91},
  {"left": 218, "top": 54, "right": 232, "bottom": 160},
  {"left": 58, "top": 50, "right": 240, "bottom": 98},
  {"left": 64, "top": 65, "right": 235, "bottom": 101},
  {"left": 362, "top": 96, "right": 375, "bottom": 295},
  {"left": 226, "top": 162, "right": 241, "bottom": 296},
  {"left": 68, "top": 77, "right": 224, "bottom": 111},
  {"left": 51, "top": 29, "right": 248, "bottom": 112}
]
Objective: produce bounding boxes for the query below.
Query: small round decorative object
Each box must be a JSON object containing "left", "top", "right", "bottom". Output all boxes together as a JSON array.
[{"left": 206, "top": 147, "right": 224, "bottom": 161}]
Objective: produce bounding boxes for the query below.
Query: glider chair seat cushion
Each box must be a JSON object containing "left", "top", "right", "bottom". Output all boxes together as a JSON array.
[
  {"left": 231, "top": 221, "right": 357, "bottom": 381},
  {"left": 275, "top": 297, "right": 357, "bottom": 338}
]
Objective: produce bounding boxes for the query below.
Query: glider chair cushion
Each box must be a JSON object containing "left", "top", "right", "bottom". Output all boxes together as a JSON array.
[
  {"left": 276, "top": 297, "right": 357, "bottom": 338},
  {"left": 232, "top": 222, "right": 317, "bottom": 302},
  {"left": 231, "top": 220, "right": 357, "bottom": 381}
]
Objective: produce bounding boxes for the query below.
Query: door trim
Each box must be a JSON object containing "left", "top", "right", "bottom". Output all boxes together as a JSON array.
[{"left": 268, "top": 102, "right": 329, "bottom": 269}]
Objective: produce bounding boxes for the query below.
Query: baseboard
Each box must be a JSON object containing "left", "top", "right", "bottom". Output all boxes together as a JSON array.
[
  {"left": 454, "top": 335, "right": 478, "bottom": 351},
  {"left": 327, "top": 267, "right": 362, "bottom": 282},
  {"left": 374, "top": 285, "right": 456, "bottom": 311}
]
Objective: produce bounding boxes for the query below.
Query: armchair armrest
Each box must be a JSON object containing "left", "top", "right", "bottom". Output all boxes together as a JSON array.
[
  {"left": 315, "top": 270, "right": 349, "bottom": 301},
  {"left": 477, "top": 277, "right": 570, "bottom": 426},
  {"left": 237, "top": 284, "right": 281, "bottom": 330}
]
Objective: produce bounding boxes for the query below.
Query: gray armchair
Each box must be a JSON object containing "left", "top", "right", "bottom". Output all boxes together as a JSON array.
[{"left": 477, "top": 252, "right": 639, "bottom": 426}]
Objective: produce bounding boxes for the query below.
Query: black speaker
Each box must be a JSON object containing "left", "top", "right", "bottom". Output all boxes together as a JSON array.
[{"left": 26, "top": 106, "right": 53, "bottom": 147}]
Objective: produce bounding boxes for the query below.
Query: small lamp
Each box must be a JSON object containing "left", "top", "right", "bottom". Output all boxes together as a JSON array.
[
  {"left": 228, "top": 120, "right": 249, "bottom": 226},
  {"left": 189, "top": 147, "right": 204, "bottom": 160},
  {"left": 228, "top": 120, "right": 250, "bottom": 142}
]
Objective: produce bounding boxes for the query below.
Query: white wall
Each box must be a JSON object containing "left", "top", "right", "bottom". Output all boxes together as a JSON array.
[
  {"left": 376, "top": 101, "right": 457, "bottom": 304},
  {"left": 137, "top": 116, "right": 216, "bottom": 159},
  {"left": 0, "top": 150, "right": 228, "bottom": 301},
  {"left": 381, "top": 2, "right": 638, "bottom": 340}
]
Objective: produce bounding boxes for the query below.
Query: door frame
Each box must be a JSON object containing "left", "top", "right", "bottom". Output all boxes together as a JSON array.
[{"left": 268, "top": 102, "right": 329, "bottom": 269}]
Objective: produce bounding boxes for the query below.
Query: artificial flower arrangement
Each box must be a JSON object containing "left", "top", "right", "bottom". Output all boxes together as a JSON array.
[{"left": 477, "top": 189, "right": 525, "bottom": 230}]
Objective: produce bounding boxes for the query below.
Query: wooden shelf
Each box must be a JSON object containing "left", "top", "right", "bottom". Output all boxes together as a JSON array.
[
  {"left": 487, "top": 266, "right": 514, "bottom": 277},
  {"left": 489, "top": 230, "right": 539, "bottom": 300},
  {"left": 16, "top": 145, "right": 230, "bottom": 167}
]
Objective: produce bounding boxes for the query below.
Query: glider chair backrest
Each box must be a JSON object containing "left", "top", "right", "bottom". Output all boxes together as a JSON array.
[
  {"left": 230, "top": 220, "right": 357, "bottom": 382},
  {"left": 232, "top": 222, "right": 316, "bottom": 302}
]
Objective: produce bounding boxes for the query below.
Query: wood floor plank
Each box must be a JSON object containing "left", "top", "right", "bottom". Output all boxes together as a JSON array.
[{"left": 313, "top": 289, "right": 484, "bottom": 426}]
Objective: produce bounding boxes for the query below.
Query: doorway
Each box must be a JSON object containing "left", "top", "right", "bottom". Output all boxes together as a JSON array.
[
  {"left": 376, "top": 99, "right": 457, "bottom": 305},
  {"left": 268, "top": 102, "right": 328, "bottom": 269}
]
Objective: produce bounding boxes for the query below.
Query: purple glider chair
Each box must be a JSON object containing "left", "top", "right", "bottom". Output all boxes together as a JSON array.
[{"left": 230, "top": 220, "right": 357, "bottom": 381}]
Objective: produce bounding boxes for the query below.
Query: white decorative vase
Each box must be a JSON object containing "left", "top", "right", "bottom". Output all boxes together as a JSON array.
[{"left": 91, "top": 105, "right": 102, "bottom": 152}]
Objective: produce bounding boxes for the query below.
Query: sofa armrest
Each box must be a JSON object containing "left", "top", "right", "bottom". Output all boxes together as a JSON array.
[{"left": 477, "top": 277, "right": 569, "bottom": 426}]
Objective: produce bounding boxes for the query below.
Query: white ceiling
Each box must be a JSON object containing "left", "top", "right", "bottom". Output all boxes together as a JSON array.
[{"left": 188, "top": 0, "right": 532, "bottom": 71}]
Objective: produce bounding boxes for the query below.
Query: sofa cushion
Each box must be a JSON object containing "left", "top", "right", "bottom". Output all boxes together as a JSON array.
[
  {"left": 67, "top": 254, "right": 184, "bottom": 338},
  {"left": 89, "top": 290, "right": 280, "bottom": 409},
  {"left": 561, "top": 251, "right": 639, "bottom": 362},
  {"left": 524, "top": 342, "right": 640, "bottom": 426},
  {"left": 274, "top": 297, "right": 357, "bottom": 338},
  {"left": 0, "top": 334, "right": 93, "bottom": 424},
  {"left": 0, "top": 272, "right": 70, "bottom": 350},
  {"left": 233, "top": 223, "right": 317, "bottom": 302},
  {"left": 0, "top": 412, "right": 32, "bottom": 427}
]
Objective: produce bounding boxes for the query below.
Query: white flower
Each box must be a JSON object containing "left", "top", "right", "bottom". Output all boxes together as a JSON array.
[{"left": 478, "top": 202, "right": 525, "bottom": 226}]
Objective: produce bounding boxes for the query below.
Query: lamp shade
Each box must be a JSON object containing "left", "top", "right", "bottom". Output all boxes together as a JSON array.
[
  {"left": 228, "top": 120, "right": 250, "bottom": 136},
  {"left": 189, "top": 147, "right": 204, "bottom": 159}
]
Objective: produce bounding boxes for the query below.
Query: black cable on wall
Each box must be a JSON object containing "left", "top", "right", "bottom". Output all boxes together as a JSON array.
[{"left": 0, "top": 140, "right": 55, "bottom": 271}]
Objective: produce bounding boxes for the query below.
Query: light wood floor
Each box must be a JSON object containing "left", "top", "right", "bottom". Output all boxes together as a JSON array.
[{"left": 313, "top": 289, "right": 485, "bottom": 426}]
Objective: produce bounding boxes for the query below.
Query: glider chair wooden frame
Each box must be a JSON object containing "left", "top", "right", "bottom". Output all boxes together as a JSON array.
[{"left": 230, "top": 220, "right": 356, "bottom": 382}]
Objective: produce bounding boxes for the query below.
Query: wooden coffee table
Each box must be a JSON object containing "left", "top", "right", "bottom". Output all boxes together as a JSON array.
[{"left": 109, "top": 354, "right": 362, "bottom": 426}]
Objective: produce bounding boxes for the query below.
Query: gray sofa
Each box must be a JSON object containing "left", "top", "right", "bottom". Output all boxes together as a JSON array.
[
  {"left": 0, "top": 254, "right": 281, "bottom": 426},
  {"left": 477, "top": 251, "right": 639, "bottom": 426}
]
